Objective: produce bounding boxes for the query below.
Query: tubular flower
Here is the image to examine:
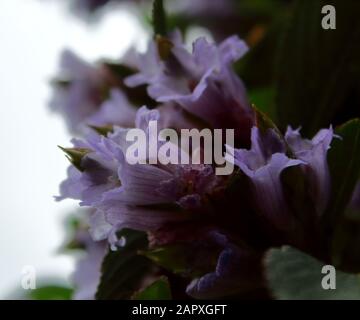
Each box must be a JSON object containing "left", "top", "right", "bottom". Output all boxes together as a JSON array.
[
  {"left": 50, "top": 50, "right": 137, "bottom": 133},
  {"left": 226, "top": 127, "right": 304, "bottom": 230},
  {"left": 58, "top": 107, "right": 225, "bottom": 248},
  {"left": 125, "top": 33, "right": 254, "bottom": 143}
]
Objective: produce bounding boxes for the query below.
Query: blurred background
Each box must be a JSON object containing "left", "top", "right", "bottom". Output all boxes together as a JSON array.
[{"left": 0, "top": 0, "right": 147, "bottom": 298}]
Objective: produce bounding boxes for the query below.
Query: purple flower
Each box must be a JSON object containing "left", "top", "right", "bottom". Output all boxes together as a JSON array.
[
  {"left": 58, "top": 107, "right": 223, "bottom": 247},
  {"left": 186, "top": 231, "right": 263, "bottom": 299},
  {"left": 226, "top": 126, "right": 338, "bottom": 230},
  {"left": 50, "top": 50, "right": 107, "bottom": 133},
  {"left": 57, "top": 132, "right": 122, "bottom": 206},
  {"left": 125, "top": 34, "right": 254, "bottom": 143},
  {"left": 226, "top": 127, "right": 304, "bottom": 230},
  {"left": 285, "top": 127, "right": 335, "bottom": 214},
  {"left": 50, "top": 50, "right": 136, "bottom": 134},
  {"left": 66, "top": 209, "right": 108, "bottom": 300},
  {"left": 87, "top": 89, "right": 137, "bottom": 128},
  {"left": 72, "top": 238, "right": 107, "bottom": 300}
]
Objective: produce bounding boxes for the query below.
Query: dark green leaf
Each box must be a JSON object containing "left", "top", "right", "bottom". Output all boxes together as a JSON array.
[
  {"left": 152, "top": 0, "right": 167, "bottom": 37},
  {"left": 276, "top": 0, "right": 360, "bottom": 136},
  {"left": 323, "top": 119, "right": 360, "bottom": 229},
  {"left": 281, "top": 165, "right": 318, "bottom": 243},
  {"left": 248, "top": 87, "right": 276, "bottom": 121},
  {"left": 237, "top": 14, "right": 286, "bottom": 89},
  {"left": 95, "top": 229, "right": 153, "bottom": 300},
  {"left": 141, "top": 243, "right": 220, "bottom": 278},
  {"left": 265, "top": 246, "right": 360, "bottom": 300},
  {"left": 50, "top": 78, "right": 71, "bottom": 89},
  {"left": 88, "top": 125, "right": 114, "bottom": 136},
  {"left": 102, "top": 61, "right": 135, "bottom": 78},
  {"left": 132, "top": 276, "right": 172, "bottom": 300},
  {"left": 141, "top": 246, "right": 190, "bottom": 276},
  {"left": 331, "top": 216, "right": 360, "bottom": 273}
]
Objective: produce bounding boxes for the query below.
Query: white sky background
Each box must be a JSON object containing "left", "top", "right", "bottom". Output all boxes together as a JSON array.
[{"left": 0, "top": 0, "right": 147, "bottom": 298}]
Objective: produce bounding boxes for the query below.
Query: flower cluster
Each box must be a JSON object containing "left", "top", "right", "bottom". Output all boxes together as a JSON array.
[{"left": 53, "top": 0, "right": 360, "bottom": 300}]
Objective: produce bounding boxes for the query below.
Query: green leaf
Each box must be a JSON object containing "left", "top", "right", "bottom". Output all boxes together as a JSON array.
[
  {"left": 323, "top": 119, "right": 360, "bottom": 230},
  {"left": 51, "top": 78, "right": 71, "bottom": 89},
  {"left": 318, "top": 119, "right": 360, "bottom": 268},
  {"left": 281, "top": 165, "right": 318, "bottom": 240},
  {"left": 58, "top": 146, "right": 90, "bottom": 172},
  {"left": 28, "top": 285, "right": 73, "bottom": 300},
  {"left": 59, "top": 214, "right": 86, "bottom": 252},
  {"left": 331, "top": 216, "right": 360, "bottom": 273},
  {"left": 248, "top": 87, "right": 276, "bottom": 122},
  {"left": 102, "top": 61, "right": 135, "bottom": 78},
  {"left": 265, "top": 246, "right": 360, "bottom": 300},
  {"left": 152, "top": 0, "right": 167, "bottom": 37},
  {"left": 88, "top": 125, "right": 114, "bottom": 136},
  {"left": 141, "top": 243, "right": 220, "bottom": 278},
  {"left": 95, "top": 229, "right": 153, "bottom": 300},
  {"left": 132, "top": 276, "right": 172, "bottom": 300},
  {"left": 141, "top": 246, "right": 190, "bottom": 276},
  {"left": 237, "top": 14, "right": 286, "bottom": 89},
  {"left": 276, "top": 0, "right": 360, "bottom": 136}
]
